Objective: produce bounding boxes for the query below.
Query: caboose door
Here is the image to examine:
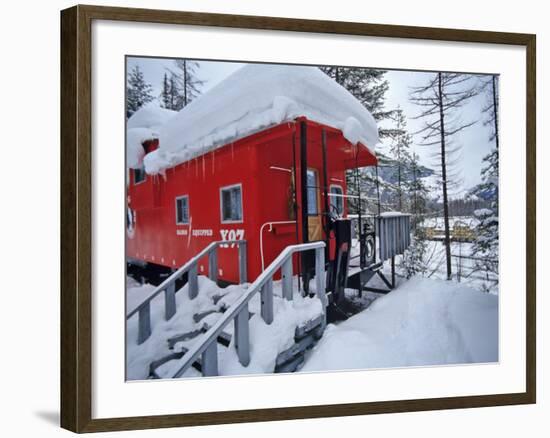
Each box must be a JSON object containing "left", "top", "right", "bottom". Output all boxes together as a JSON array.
[{"left": 306, "top": 169, "right": 322, "bottom": 241}]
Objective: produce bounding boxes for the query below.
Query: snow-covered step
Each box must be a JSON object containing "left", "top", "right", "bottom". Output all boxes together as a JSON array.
[
  {"left": 152, "top": 313, "right": 257, "bottom": 379},
  {"left": 150, "top": 330, "right": 234, "bottom": 379},
  {"left": 149, "top": 350, "right": 198, "bottom": 378},
  {"left": 273, "top": 315, "right": 325, "bottom": 373},
  {"left": 294, "top": 314, "right": 325, "bottom": 339},
  {"left": 166, "top": 328, "right": 205, "bottom": 350},
  {"left": 193, "top": 309, "right": 223, "bottom": 323}
]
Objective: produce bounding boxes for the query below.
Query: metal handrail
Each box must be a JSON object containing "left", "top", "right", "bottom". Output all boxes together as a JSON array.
[
  {"left": 127, "top": 240, "right": 247, "bottom": 344},
  {"left": 172, "top": 241, "right": 327, "bottom": 378}
]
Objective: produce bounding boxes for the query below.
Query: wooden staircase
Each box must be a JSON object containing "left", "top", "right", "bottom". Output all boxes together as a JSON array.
[{"left": 126, "top": 240, "right": 328, "bottom": 379}]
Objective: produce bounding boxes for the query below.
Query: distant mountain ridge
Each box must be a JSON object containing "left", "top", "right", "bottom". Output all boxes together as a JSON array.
[{"left": 376, "top": 152, "right": 435, "bottom": 186}]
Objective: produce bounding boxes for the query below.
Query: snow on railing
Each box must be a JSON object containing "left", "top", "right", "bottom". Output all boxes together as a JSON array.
[
  {"left": 126, "top": 240, "right": 247, "bottom": 345},
  {"left": 377, "top": 214, "right": 411, "bottom": 261},
  {"left": 171, "top": 241, "right": 327, "bottom": 378}
]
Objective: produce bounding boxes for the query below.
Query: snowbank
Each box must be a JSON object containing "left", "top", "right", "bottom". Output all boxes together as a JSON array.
[
  {"left": 144, "top": 64, "right": 380, "bottom": 174},
  {"left": 301, "top": 277, "right": 498, "bottom": 372},
  {"left": 126, "top": 103, "right": 176, "bottom": 169},
  {"left": 379, "top": 211, "right": 410, "bottom": 218}
]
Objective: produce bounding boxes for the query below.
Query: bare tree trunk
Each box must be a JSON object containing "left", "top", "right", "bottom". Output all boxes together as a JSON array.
[
  {"left": 170, "top": 77, "right": 175, "bottom": 110},
  {"left": 183, "top": 60, "right": 188, "bottom": 107},
  {"left": 438, "top": 72, "right": 452, "bottom": 280},
  {"left": 412, "top": 163, "right": 418, "bottom": 227},
  {"left": 492, "top": 75, "right": 499, "bottom": 150},
  {"left": 397, "top": 142, "right": 402, "bottom": 211}
]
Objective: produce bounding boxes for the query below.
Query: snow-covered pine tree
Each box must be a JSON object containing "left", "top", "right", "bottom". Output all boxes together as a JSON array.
[
  {"left": 388, "top": 107, "right": 413, "bottom": 211},
  {"left": 408, "top": 152, "right": 430, "bottom": 227},
  {"left": 169, "top": 75, "right": 179, "bottom": 111},
  {"left": 469, "top": 74, "right": 499, "bottom": 291},
  {"left": 320, "top": 67, "right": 393, "bottom": 128},
  {"left": 168, "top": 59, "right": 204, "bottom": 110},
  {"left": 160, "top": 73, "right": 171, "bottom": 109},
  {"left": 470, "top": 158, "right": 498, "bottom": 291},
  {"left": 402, "top": 229, "right": 429, "bottom": 279},
  {"left": 319, "top": 66, "right": 402, "bottom": 216},
  {"left": 126, "top": 65, "right": 154, "bottom": 118},
  {"left": 159, "top": 73, "right": 183, "bottom": 111},
  {"left": 479, "top": 75, "right": 500, "bottom": 148},
  {"left": 410, "top": 72, "right": 478, "bottom": 280},
  {"left": 401, "top": 151, "right": 430, "bottom": 278}
]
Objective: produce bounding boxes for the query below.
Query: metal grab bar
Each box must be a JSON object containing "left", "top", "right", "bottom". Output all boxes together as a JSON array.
[
  {"left": 127, "top": 240, "right": 247, "bottom": 345},
  {"left": 172, "top": 241, "right": 327, "bottom": 378}
]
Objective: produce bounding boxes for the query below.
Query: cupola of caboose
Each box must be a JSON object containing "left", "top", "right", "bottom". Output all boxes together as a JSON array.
[{"left": 126, "top": 103, "right": 176, "bottom": 175}]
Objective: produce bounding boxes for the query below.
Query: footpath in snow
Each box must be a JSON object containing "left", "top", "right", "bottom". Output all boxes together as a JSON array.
[{"left": 301, "top": 276, "right": 498, "bottom": 372}]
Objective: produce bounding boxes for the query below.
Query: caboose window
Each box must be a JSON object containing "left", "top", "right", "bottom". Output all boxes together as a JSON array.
[
  {"left": 134, "top": 166, "right": 146, "bottom": 184},
  {"left": 330, "top": 185, "right": 344, "bottom": 214},
  {"left": 220, "top": 184, "right": 243, "bottom": 223},
  {"left": 175, "top": 196, "right": 189, "bottom": 224},
  {"left": 306, "top": 169, "right": 318, "bottom": 216}
]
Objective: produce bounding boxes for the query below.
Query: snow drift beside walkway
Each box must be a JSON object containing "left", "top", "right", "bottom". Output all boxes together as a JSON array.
[
  {"left": 301, "top": 277, "right": 498, "bottom": 372},
  {"left": 144, "top": 64, "right": 380, "bottom": 174}
]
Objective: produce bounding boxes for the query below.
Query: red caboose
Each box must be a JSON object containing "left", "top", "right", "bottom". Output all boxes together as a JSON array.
[{"left": 126, "top": 64, "right": 379, "bottom": 286}]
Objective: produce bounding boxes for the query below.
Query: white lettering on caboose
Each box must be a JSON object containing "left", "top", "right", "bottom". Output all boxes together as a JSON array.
[
  {"left": 220, "top": 229, "right": 245, "bottom": 248},
  {"left": 192, "top": 229, "right": 213, "bottom": 237}
]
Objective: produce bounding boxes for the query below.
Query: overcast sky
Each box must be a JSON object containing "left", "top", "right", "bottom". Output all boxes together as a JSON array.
[{"left": 127, "top": 57, "right": 496, "bottom": 193}]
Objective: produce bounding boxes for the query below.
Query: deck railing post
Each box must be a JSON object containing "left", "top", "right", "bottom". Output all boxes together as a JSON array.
[
  {"left": 164, "top": 282, "right": 176, "bottom": 320},
  {"left": 235, "top": 304, "right": 250, "bottom": 366},
  {"left": 391, "top": 256, "right": 396, "bottom": 288},
  {"left": 188, "top": 264, "right": 198, "bottom": 299},
  {"left": 201, "top": 342, "right": 218, "bottom": 377},
  {"left": 315, "top": 247, "right": 327, "bottom": 308},
  {"left": 137, "top": 303, "right": 152, "bottom": 345},
  {"left": 282, "top": 258, "right": 293, "bottom": 301},
  {"left": 238, "top": 241, "right": 247, "bottom": 284},
  {"left": 208, "top": 246, "right": 218, "bottom": 283},
  {"left": 260, "top": 278, "right": 274, "bottom": 324}
]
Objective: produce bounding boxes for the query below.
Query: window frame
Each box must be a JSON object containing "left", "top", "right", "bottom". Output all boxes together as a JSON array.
[
  {"left": 175, "top": 195, "right": 190, "bottom": 225},
  {"left": 306, "top": 168, "right": 319, "bottom": 217},
  {"left": 329, "top": 184, "right": 344, "bottom": 214},
  {"left": 219, "top": 183, "right": 244, "bottom": 224}
]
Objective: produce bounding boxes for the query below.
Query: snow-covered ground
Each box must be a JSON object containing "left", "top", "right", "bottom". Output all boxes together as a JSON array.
[
  {"left": 301, "top": 276, "right": 498, "bottom": 372},
  {"left": 417, "top": 240, "right": 498, "bottom": 294},
  {"left": 420, "top": 215, "right": 480, "bottom": 230},
  {"left": 127, "top": 269, "right": 498, "bottom": 379}
]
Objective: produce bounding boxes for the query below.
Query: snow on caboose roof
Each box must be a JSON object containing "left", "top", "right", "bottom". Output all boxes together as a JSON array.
[
  {"left": 143, "top": 64, "right": 380, "bottom": 174},
  {"left": 126, "top": 103, "right": 176, "bottom": 169}
]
